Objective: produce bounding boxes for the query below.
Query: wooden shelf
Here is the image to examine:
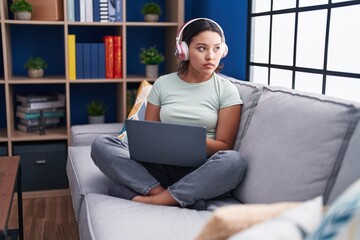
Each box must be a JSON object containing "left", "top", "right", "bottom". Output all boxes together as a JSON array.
[
  {"left": 4, "top": 19, "right": 65, "bottom": 25},
  {"left": 67, "top": 22, "right": 124, "bottom": 26},
  {"left": 126, "top": 22, "right": 179, "bottom": 27},
  {"left": 10, "top": 127, "right": 68, "bottom": 142},
  {"left": 68, "top": 79, "right": 124, "bottom": 84},
  {"left": 0, "top": 0, "right": 184, "bottom": 157},
  {"left": 8, "top": 76, "right": 66, "bottom": 84}
]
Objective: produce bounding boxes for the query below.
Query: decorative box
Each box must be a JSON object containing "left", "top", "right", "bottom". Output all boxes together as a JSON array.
[{"left": 27, "top": 0, "right": 64, "bottom": 21}]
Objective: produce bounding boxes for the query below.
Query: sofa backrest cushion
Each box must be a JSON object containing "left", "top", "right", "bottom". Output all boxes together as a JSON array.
[
  {"left": 326, "top": 119, "right": 360, "bottom": 204},
  {"left": 232, "top": 85, "right": 360, "bottom": 204},
  {"left": 70, "top": 123, "right": 123, "bottom": 146},
  {"left": 226, "top": 77, "right": 263, "bottom": 150}
]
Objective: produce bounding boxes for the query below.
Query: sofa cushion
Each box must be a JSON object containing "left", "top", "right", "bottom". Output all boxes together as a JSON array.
[
  {"left": 70, "top": 123, "right": 123, "bottom": 146},
  {"left": 118, "top": 80, "right": 152, "bottom": 143},
  {"left": 233, "top": 86, "right": 359, "bottom": 204},
  {"left": 225, "top": 77, "right": 262, "bottom": 150},
  {"left": 196, "top": 201, "right": 300, "bottom": 240},
  {"left": 307, "top": 179, "right": 360, "bottom": 240},
  {"left": 307, "top": 178, "right": 360, "bottom": 240},
  {"left": 82, "top": 193, "right": 212, "bottom": 240},
  {"left": 228, "top": 196, "right": 323, "bottom": 240},
  {"left": 67, "top": 146, "right": 112, "bottom": 220}
]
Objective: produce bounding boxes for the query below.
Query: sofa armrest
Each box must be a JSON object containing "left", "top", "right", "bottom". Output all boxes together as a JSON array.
[{"left": 70, "top": 123, "right": 123, "bottom": 147}]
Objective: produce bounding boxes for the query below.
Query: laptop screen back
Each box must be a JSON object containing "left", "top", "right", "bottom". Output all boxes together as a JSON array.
[{"left": 125, "top": 120, "right": 207, "bottom": 167}]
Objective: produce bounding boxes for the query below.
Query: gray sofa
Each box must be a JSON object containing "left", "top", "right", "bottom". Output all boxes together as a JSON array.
[{"left": 66, "top": 78, "right": 360, "bottom": 240}]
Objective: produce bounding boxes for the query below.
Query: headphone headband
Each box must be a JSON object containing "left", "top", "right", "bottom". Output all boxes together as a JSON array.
[
  {"left": 175, "top": 18, "right": 228, "bottom": 61},
  {"left": 175, "top": 18, "right": 226, "bottom": 47}
]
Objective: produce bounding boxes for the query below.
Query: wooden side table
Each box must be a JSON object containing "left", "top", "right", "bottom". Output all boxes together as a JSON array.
[{"left": 0, "top": 156, "right": 24, "bottom": 240}]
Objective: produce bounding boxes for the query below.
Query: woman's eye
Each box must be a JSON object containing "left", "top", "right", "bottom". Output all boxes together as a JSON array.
[
  {"left": 214, "top": 46, "right": 221, "bottom": 51},
  {"left": 198, "top": 47, "right": 206, "bottom": 52}
]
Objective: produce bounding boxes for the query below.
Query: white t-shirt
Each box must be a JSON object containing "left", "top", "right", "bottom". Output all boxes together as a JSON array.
[{"left": 147, "top": 72, "right": 243, "bottom": 139}]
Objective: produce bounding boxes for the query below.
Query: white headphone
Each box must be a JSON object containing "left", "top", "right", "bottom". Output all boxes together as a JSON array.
[{"left": 175, "top": 18, "right": 228, "bottom": 61}]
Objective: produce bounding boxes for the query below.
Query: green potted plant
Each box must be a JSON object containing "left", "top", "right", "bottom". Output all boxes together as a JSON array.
[
  {"left": 10, "top": 0, "right": 32, "bottom": 20},
  {"left": 86, "top": 100, "right": 108, "bottom": 124},
  {"left": 141, "top": 2, "right": 162, "bottom": 22},
  {"left": 24, "top": 56, "right": 47, "bottom": 78},
  {"left": 139, "top": 46, "right": 164, "bottom": 78}
]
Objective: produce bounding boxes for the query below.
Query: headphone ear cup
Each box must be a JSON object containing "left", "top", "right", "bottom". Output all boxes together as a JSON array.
[
  {"left": 222, "top": 43, "right": 228, "bottom": 58},
  {"left": 175, "top": 43, "right": 182, "bottom": 60},
  {"left": 176, "top": 41, "right": 189, "bottom": 61}
]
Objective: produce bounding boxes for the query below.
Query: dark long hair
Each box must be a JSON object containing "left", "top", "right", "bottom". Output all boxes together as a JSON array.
[{"left": 177, "top": 19, "right": 224, "bottom": 75}]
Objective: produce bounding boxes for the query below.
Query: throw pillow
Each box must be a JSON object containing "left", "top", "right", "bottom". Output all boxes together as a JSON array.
[
  {"left": 306, "top": 178, "right": 360, "bottom": 240},
  {"left": 118, "top": 80, "right": 152, "bottom": 143},
  {"left": 195, "top": 201, "right": 301, "bottom": 240},
  {"left": 228, "top": 196, "right": 323, "bottom": 240}
]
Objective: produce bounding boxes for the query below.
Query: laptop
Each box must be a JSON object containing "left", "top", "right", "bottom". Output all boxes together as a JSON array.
[{"left": 125, "top": 120, "right": 207, "bottom": 167}]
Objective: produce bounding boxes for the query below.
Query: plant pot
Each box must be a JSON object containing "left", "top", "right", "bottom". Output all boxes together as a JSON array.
[
  {"left": 14, "top": 11, "right": 31, "bottom": 20},
  {"left": 28, "top": 69, "right": 44, "bottom": 78},
  {"left": 89, "top": 115, "right": 105, "bottom": 124},
  {"left": 144, "top": 14, "right": 159, "bottom": 22},
  {"left": 145, "top": 65, "right": 159, "bottom": 79}
]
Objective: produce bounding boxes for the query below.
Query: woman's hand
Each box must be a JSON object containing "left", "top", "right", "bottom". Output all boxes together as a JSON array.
[{"left": 206, "top": 105, "right": 241, "bottom": 156}]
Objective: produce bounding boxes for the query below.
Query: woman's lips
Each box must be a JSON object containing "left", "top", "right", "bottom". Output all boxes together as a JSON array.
[{"left": 204, "top": 63, "right": 215, "bottom": 68}]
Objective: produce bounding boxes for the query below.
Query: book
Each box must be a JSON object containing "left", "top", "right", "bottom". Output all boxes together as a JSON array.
[
  {"left": 103, "top": 36, "right": 114, "bottom": 78},
  {"left": 113, "top": 36, "right": 122, "bottom": 78},
  {"left": 80, "top": 0, "right": 86, "bottom": 22},
  {"left": 16, "top": 109, "right": 65, "bottom": 120},
  {"left": 108, "top": 0, "right": 116, "bottom": 22},
  {"left": 98, "top": 43, "right": 106, "bottom": 78},
  {"left": 17, "top": 123, "right": 58, "bottom": 133},
  {"left": 67, "top": 0, "right": 75, "bottom": 21},
  {"left": 19, "top": 117, "right": 60, "bottom": 126},
  {"left": 91, "top": 43, "right": 99, "bottom": 78},
  {"left": 99, "top": 0, "right": 109, "bottom": 22},
  {"left": 18, "top": 99, "right": 65, "bottom": 111},
  {"left": 76, "top": 43, "right": 84, "bottom": 79},
  {"left": 16, "top": 92, "right": 59, "bottom": 104},
  {"left": 68, "top": 34, "right": 77, "bottom": 80},
  {"left": 74, "top": 0, "right": 80, "bottom": 21},
  {"left": 17, "top": 94, "right": 65, "bottom": 111},
  {"left": 83, "top": 43, "right": 91, "bottom": 79},
  {"left": 17, "top": 106, "right": 58, "bottom": 113},
  {"left": 115, "top": 0, "right": 122, "bottom": 22},
  {"left": 92, "top": 0, "right": 100, "bottom": 22},
  {"left": 85, "top": 0, "right": 93, "bottom": 22}
]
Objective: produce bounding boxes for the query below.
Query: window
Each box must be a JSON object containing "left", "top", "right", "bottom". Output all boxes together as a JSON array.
[{"left": 248, "top": 0, "right": 360, "bottom": 102}]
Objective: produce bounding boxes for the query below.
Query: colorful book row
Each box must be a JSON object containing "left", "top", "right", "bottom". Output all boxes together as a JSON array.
[
  {"left": 68, "top": 35, "right": 122, "bottom": 80},
  {"left": 67, "top": 0, "right": 122, "bottom": 22}
]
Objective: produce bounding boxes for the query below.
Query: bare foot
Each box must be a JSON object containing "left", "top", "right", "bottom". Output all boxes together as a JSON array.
[
  {"left": 133, "top": 190, "right": 179, "bottom": 206},
  {"left": 133, "top": 195, "right": 152, "bottom": 204}
]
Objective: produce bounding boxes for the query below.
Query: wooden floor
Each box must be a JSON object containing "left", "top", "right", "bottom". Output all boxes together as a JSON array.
[{"left": 8, "top": 195, "right": 79, "bottom": 240}]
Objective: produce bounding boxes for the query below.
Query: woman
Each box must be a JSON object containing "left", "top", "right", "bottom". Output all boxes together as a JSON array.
[{"left": 91, "top": 18, "right": 246, "bottom": 210}]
